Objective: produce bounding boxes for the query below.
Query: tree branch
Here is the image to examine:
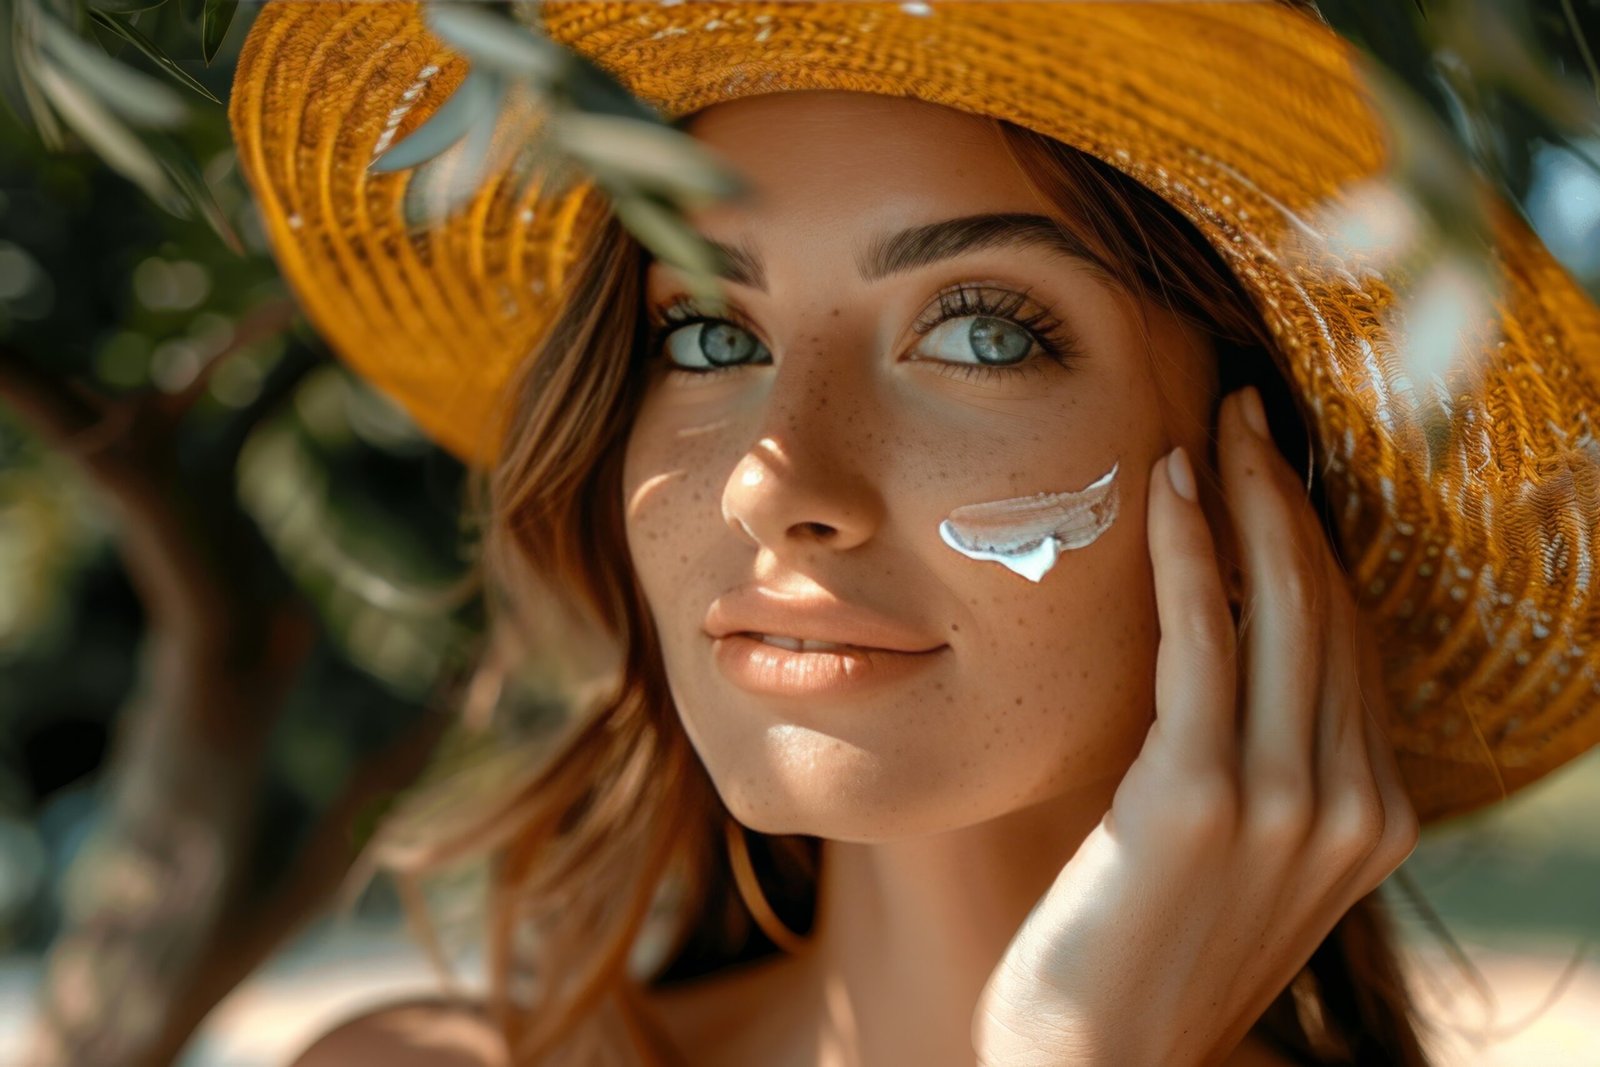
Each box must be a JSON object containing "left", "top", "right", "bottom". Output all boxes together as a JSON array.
[
  {"left": 7, "top": 326, "right": 455, "bottom": 1067},
  {"left": 0, "top": 344, "right": 116, "bottom": 454},
  {"left": 0, "top": 341, "right": 274, "bottom": 650}
]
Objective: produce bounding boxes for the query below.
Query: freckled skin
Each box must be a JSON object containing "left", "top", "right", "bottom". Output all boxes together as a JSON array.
[{"left": 621, "top": 91, "right": 1245, "bottom": 1065}]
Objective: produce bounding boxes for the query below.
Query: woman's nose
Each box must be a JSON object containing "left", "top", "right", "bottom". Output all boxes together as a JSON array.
[{"left": 720, "top": 399, "right": 885, "bottom": 553}]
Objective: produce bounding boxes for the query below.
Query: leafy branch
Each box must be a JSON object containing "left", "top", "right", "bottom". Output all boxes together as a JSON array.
[
  {"left": 2, "top": 0, "right": 753, "bottom": 314},
  {"left": 371, "top": 1, "right": 749, "bottom": 316},
  {"left": 2, "top": 0, "right": 241, "bottom": 249}
]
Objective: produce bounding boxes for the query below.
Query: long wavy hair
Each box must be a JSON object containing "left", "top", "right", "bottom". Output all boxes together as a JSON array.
[{"left": 364, "top": 103, "right": 1440, "bottom": 1066}]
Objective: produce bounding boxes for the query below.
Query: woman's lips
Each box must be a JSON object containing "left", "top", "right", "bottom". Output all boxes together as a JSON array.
[{"left": 712, "top": 632, "right": 948, "bottom": 696}]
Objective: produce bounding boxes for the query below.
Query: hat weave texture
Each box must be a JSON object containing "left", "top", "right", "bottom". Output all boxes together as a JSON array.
[{"left": 228, "top": 1, "right": 1600, "bottom": 826}]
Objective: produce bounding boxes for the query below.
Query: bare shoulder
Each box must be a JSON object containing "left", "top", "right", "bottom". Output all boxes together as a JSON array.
[
  {"left": 631, "top": 953, "right": 816, "bottom": 1067},
  {"left": 285, "top": 996, "right": 507, "bottom": 1067}
]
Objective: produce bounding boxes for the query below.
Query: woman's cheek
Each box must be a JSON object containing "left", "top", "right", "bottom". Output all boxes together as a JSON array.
[
  {"left": 621, "top": 459, "right": 681, "bottom": 606},
  {"left": 941, "top": 494, "right": 1159, "bottom": 791},
  {"left": 1031, "top": 526, "right": 1160, "bottom": 778},
  {"left": 623, "top": 412, "right": 731, "bottom": 591}
]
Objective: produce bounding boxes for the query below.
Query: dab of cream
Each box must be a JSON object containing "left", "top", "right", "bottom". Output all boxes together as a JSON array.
[{"left": 938, "top": 460, "right": 1120, "bottom": 583}]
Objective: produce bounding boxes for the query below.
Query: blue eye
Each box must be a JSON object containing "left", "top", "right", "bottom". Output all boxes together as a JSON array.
[
  {"left": 661, "top": 317, "right": 771, "bottom": 371},
  {"left": 907, "top": 285, "right": 1084, "bottom": 383},
  {"left": 917, "top": 310, "right": 1034, "bottom": 366},
  {"left": 643, "top": 284, "right": 1084, "bottom": 382},
  {"left": 646, "top": 301, "right": 771, "bottom": 374}
]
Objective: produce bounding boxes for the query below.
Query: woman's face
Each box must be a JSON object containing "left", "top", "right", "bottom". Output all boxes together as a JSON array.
[{"left": 622, "top": 90, "right": 1221, "bottom": 840}]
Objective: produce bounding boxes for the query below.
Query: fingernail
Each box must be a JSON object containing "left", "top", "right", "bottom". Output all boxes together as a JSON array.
[
  {"left": 1239, "top": 386, "right": 1269, "bottom": 439},
  {"left": 1166, "top": 446, "right": 1197, "bottom": 502}
]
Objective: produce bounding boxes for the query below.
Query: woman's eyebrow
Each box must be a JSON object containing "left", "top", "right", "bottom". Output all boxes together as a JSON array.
[{"left": 692, "top": 213, "right": 1100, "bottom": 293}]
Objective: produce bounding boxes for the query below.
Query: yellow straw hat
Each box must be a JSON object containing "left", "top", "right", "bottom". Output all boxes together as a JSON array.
[{"left": 227, "top": 1, "right": 1600, "bottom": 827}]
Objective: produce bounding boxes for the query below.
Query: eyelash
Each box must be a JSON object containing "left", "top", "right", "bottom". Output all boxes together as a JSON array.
[{"left": 642, "top": 283, "right": 1086, "bottom": 385}]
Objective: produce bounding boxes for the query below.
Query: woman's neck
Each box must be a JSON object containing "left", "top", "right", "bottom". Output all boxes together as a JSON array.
[
  {"left": 796, "top": 784, "right": 1113, "bottom": 1067},
  {"left": 626, "top": 779, "right": 1305, "bottom": 1066}
]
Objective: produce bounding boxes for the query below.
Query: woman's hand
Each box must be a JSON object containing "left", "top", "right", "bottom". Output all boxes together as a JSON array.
[{"left": 970, "top": 386, "right": 1421, "bottom": 1067}]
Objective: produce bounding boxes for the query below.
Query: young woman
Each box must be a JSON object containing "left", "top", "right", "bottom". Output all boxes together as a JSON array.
[{"left": 225, "top": 2, "right": 1600, "bottom": 1065}]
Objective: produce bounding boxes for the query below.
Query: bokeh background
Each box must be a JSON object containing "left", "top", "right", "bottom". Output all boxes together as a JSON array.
[{"left": 1, "top": 1, "right": 1597, "bottom": 1065}]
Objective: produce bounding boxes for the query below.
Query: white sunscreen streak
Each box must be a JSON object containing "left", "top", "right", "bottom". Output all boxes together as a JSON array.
[{"left": 937, "top": 461, "right": 1120, "bottom": 583}]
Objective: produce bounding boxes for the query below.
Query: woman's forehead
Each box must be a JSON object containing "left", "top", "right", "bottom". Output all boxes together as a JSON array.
[{"left": 649, "top": 91, "right": 1053, "bottom": 283}]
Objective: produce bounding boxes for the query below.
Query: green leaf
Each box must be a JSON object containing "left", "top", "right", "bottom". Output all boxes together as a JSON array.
[
  {"left": 147, "top": 130, "right": 243, "bottom": 253},
  {"left": 423, "top": 3, "right": 564, "bottom": 81},
  {"left": 88, "top": 8, "right": 222, "bottom": 104},
  {"left": 549, "top": 112, "right": 747, "bottom": 209},
  {"left": 370, "top": 65, "right": 498, "bottom": 174},
  {"left": 12, "top": 53, "right": 69, "bottom": 151},
  {"left": 1436, "top": 0, "right": 1599, "bottom": 133},
  {"left": 1557, "top": 0, "right": 1600, "bottom": 107},
  {"left": 199, "top": 0, "right": 235, "bottom": 65},
  {"left": 557, "top": 49, "right": 660, "bottom": 123},
  {"left": 611, "top": 195, "right": 728, "bottom": 313},
  {"left": 399, "top": 75, "right": 507, "bottom": 227},
  {"left": 38, "top": 7, "right": 188, "bottom": 127},
  {"left": 31, "top": 54, "right": 183, "bottom": 210}
]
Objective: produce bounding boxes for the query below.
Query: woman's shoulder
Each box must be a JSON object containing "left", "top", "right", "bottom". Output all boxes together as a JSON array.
[
  {"left": 630, "top": 952, "right": 818, "bottom": 1066},
  {"left": 285, "top": 995, "right": 507, "bottom": 1067}
]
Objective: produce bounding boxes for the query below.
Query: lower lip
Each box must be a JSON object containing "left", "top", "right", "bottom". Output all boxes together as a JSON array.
[{"left": 711, "top": 634, "right": 947, "bottom": 697}]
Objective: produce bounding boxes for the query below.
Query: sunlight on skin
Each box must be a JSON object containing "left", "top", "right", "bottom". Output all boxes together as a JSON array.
[
  {"left": 626, "top": 470, "right": 688, "bottom": 522},
  {"left": 618, "top": 89, "right": 1274, "bottom": 1066},
  {"left": 675, "top": 415, "right": 740, "bottom": 438},
  {"left": 819, "top": 972, "right": 859, "bottom": 1067}
]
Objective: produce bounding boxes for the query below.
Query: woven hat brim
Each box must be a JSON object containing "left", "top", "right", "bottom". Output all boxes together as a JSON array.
[{"left": 229, "top": 1, "right": 1600, "bottom": 827}]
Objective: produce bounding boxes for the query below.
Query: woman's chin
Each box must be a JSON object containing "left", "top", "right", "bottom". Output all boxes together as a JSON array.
[{"left": 714, "top": 770, "right": 1023, "bottom": 843}]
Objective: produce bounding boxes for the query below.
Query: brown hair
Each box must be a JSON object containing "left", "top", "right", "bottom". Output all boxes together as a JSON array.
[{"left": 367, "top": 112, "right": 1439, "bottom": 1066}]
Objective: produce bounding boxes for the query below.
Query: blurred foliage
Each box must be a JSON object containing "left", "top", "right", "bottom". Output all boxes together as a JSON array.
[
  {"left": 0, "top": 0, "right": 490, "bottom": 965},
  {"left": 2, "top": 0, "right": 242, "bottom": 252},
  {"left": 0, "top": 1, "right": 1596, "bottom": 1058},
  {"left": 1317, "top": 0, "right": 1600, "bottom": 296}
]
